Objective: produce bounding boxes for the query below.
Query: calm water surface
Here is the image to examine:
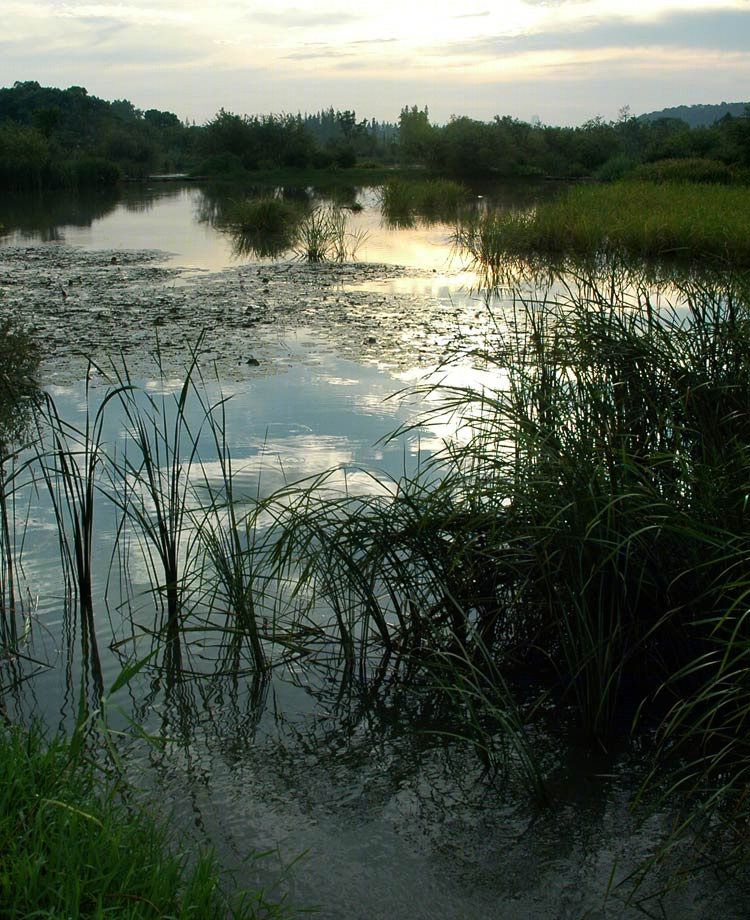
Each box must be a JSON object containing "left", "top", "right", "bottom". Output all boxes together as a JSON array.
[{"left": 1, "top": 183, "right": 746, "bottom": 919}]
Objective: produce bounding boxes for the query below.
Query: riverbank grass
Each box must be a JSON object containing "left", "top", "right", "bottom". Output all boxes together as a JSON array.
[
  {"left": 456, "top": 182, "right": 750, "bottom": 271},
  {"left": 0, "top": 725, "right": 293, "bottom": 919}
]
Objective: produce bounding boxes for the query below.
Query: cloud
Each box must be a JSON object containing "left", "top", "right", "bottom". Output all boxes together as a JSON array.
[
  {"left": 350, "top": 37, "right": 397, "bottom": 45},
  {"left": 283, "top": 47, "right": 352, "bottom": 60},
  {"left": 519, "top": 0, "right": 587, "bottom": 6},
  {"left": 246, "top": 6, "right": 364, "bottom": 28},
  {"left": 438, "top": 8, "right": 750, "bottom": 58},
  {"left": 451, "top": 10, "right": 490, "bottom": 18}
]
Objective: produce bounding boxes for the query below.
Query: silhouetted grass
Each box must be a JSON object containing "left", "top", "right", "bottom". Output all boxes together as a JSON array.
[
  {"left": 294, "top": 206, "right": 367, "bottom": 262},
  {"left": 250, "top": 263, "right": 750, "bottom": 878},
  {"left": 0, "top": 322, "right": 39, "bottom": 646}
]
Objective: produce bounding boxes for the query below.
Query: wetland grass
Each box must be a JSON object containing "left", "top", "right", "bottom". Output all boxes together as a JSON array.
[
  {"left": 455, "top": 182, "right": 750, "bottom": 276},
  {"left": 251, "top": 263, "right": 750, "bottom": 882},
  {"left": 380, "top": 177, "right": 468, "bottom": 226},
  {"left": 0, "top": 322, "right": 40, "bottom": 646},
  {"left": 7, "top": 259, "right": 750, "bottom": 897},
  {"left": 228, "top": 194, "right": 302, "bottom": 235},
  {"left": 294, "top": 205, "right": 367, "bottom": 262},
  {"left": 227, "top": 194, "right": 304, "bottom": 259}
]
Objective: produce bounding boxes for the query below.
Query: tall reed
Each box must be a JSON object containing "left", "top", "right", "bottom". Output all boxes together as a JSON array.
[
  {"left": 33, "top": 378, "right": 127, "bottom": 699},
  {"left": 252, "top": 261, "right": 750, "bottom": 847},
  {"left": 294, "top": 206, "right": 367, "bottom": 262},
  {"left": 0, "top": 322, "right": 41, "bottom": 647},
  {"left": 193, "top": 380, "right": 266, "bottom": 673},
  {"left": 106, "top": 352, "right": 209, "bottom": 670}
]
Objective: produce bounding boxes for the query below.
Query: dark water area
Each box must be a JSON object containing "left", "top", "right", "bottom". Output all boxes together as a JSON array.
[{"left": 1, "top": 182, "right": 748, "bottom": 919}]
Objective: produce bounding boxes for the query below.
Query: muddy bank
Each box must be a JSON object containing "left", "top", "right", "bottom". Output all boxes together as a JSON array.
[{"left": 0, "top": 245, "right": 491, "bottom": 384}]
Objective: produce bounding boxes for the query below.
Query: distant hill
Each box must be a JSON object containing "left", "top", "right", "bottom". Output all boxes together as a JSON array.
[{"left": 639, "top": 102, "right": 749, "bottom": 127}]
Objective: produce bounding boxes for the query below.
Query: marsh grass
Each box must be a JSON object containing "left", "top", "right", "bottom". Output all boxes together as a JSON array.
[
  {"left": 33, "top": 374, "right": 132, "bottom": 698},
  {"left": 454, "top": 182, "right": 750, "bottom": 274},
  {"left": 0, "top": 321, "right": 40, "bottom": 644},
  {"left": 249, "top": 261, "right": 750, "bottom": 880},
  {"left": 229, "top": 195, "right": 301, "bottom": 235},
  {"left": 0, "top": 723, "right": 295, "bottom": 919},
  {"left": 228, "top": 194, "right": 304, "bottom": 259},
  {"left": 380, "top": 177, "right": 467, "bottom": 226},
  {"left": 192, "top": 378, "right": 267, "bottom": 673}
]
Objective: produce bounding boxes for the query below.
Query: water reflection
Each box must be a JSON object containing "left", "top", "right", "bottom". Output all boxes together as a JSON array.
[
  {"left": 0, "top": 187, "right": 120, "bottom": 242},
  {"left": 3, "top": 181, "right": 749, "bottom": 917},
  {"left": 0, "top": 180, "right": 557, "bottom": 279}
]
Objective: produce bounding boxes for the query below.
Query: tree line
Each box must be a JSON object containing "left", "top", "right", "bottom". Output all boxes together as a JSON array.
[
  {"left": 0, "top": 81, "right": 748, "bottom": 190},
  {"left": 398, "top": 104, "right": 750, "bottom": 180}
]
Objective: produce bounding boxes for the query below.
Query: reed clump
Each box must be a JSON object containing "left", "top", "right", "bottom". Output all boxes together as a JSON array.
[
  {"left": 455, "top": 182, "right": 750, "bottom": 272},
  {"left": 294, "top": 205, "right": 367, "bottom": 262},
  {"left": 0, "top": 322, "right": 40, "bottom": 646},
  {"left": 253, "top": 264, "right": 750, "bottom": 863},
  {"left": 226, "top": 194, "right": 303, "bottom": 258},
  {"left": 229, "top": 194, "right": 302, "bottom": 236}
]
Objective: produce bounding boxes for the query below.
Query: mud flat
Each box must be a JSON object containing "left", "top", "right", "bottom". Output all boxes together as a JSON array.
[{"left": 0, "top": 246, "right": 490, "bottom": 384}]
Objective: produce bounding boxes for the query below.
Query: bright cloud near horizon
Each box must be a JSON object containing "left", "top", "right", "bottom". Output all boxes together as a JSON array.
[{"left": 2, "top": 0, "right": 748, "bottom": 126}]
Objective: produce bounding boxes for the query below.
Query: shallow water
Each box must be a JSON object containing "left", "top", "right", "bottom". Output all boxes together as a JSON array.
[
  {"left": 0, "top": 182, "right": 469, "bottom": 277},
  {"left": 1, "top": 183, "right": 748, "bottom": 919}
]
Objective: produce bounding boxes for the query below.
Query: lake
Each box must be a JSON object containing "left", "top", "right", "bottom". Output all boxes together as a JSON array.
[{"left": 0, "top": 181, "right": 746, "bottom": 919}]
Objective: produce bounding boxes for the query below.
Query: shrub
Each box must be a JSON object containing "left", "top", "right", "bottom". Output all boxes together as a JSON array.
[
  {"left": 71, "top": 156, "right": 121, "bottom": 186},
  {"left": 631, "top": 157, "right": 732, "bottom": 184},
  {"left": 194, "top": 152, "right": 244, "bottom": 176}
]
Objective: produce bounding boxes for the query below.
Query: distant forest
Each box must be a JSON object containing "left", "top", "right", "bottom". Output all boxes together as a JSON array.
[
  {"left": 0, "top": 80, "right": 748, "bottom": 189},
  {"left": 640, "top": 101, "right": 750, "bottom": 128}
]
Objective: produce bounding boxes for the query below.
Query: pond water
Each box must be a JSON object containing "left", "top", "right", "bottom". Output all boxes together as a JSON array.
[{"left": 1, "top": 182, "right": 747, "bottom": 919}]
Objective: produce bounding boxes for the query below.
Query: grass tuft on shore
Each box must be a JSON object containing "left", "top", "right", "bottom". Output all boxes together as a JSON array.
[{"left": 0, "top": 724, "right": 295, "bottom": 919}]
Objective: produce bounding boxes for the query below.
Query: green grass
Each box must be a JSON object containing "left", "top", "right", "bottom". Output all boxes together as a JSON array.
[
  {"left": 0, "top": 724, "right": 295, "bottom": 919},
  {"left": 455, "top": 182, "right": 750, "bottom": 273},
  {"left": 630, "top": 157, "right": 734, "bottom": 185},
  {"left": 228, "top": 195, "right": 302, "bottom": 235},
  {"left": 226, "top": 195, "right": 304, "bottom": 258}
]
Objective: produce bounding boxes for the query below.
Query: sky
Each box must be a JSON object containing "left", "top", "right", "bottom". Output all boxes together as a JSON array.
[{"left": 2, "top": 0, "right": 748, "bottom": 127}]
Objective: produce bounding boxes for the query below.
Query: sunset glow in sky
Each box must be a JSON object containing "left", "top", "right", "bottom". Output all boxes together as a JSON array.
[{"left": 3, "top": 0, "right": 748, "bottom": 125}]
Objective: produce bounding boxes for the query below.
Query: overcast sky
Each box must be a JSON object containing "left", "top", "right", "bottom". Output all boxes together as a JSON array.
[{"left": 3, "top": 0, "right": 748, "bottom": 126}]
